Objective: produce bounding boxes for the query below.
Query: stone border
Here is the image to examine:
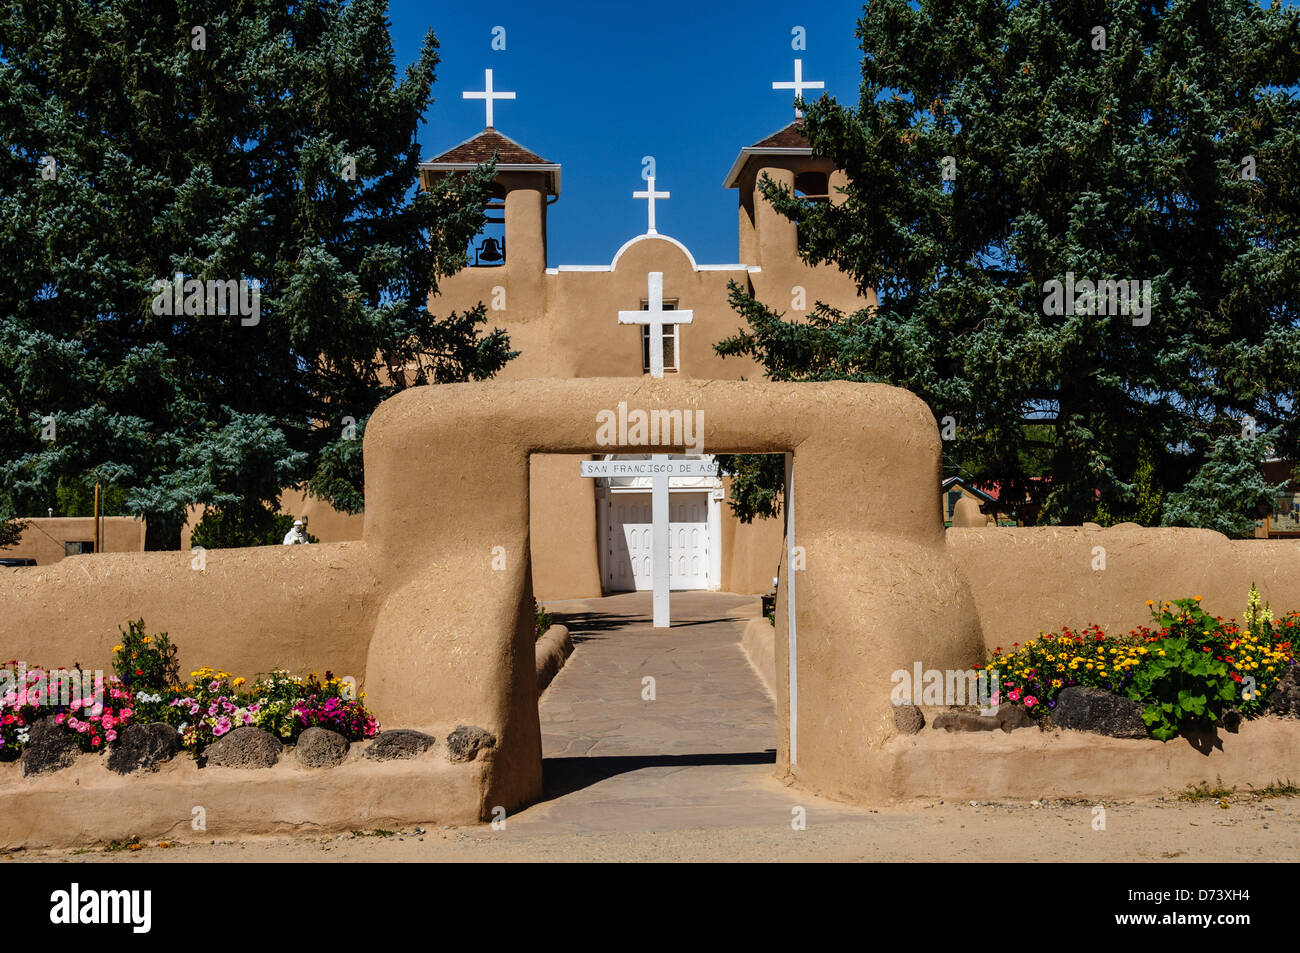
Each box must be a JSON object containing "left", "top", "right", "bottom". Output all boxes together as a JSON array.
[
  {"left": 0, "top": 747, "right": 486, "bottom": 850},
  {"left": 860, "top": 716, "right": 1300, "bottom": 803},
  {"left": 740, "top": 616, "right": 776, "bottom": 700},
  {"left": 535, "top": 623, "right": 573, "bottom": 695}
]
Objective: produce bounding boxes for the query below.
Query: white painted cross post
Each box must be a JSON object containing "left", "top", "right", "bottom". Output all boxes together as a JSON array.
[
  {"left": 633, "top": 176, "right": 669, "bottom": 235},
  {"left": 579, "top": 458, "right": 719, "bottom": 628},
  {"left": 463, "top": 68, "right": 516, "bottom": 128},
  {"left": 772, "top": 58, "right": 825, "bottom": 119},
  {"left": 618, "top": 272, "right": 692, "bottom": 379}
]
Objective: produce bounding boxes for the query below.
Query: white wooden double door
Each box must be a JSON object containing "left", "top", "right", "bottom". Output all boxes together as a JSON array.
[{"left": 604, "top": 491, "right": 710, "bottom": 592}]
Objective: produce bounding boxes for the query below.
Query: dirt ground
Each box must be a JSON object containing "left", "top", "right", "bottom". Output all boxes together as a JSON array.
[{"left": 6, "top": 788, "right": 1297, "bottom": 863}]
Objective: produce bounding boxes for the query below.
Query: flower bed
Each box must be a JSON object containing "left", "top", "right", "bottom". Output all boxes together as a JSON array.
[
  {"left": 981, "top": 585, "right": 1296, "bottom": 740},
  {"left": 1, "top": 619, "right": 378, "bottom": 763}
]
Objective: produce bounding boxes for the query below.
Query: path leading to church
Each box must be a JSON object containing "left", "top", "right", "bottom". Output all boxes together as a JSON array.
[{"left": 518, "top": 590, "right": 869, "bottom": 833}]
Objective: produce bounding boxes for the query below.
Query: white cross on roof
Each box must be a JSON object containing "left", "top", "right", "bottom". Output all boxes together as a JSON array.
[
  {"left": 463, "top": 68, "right": 516, "bottom": 128},
  {"left": 633, "top": 176, "right": 669, "bottom": 235},
  {"left": 772, "top": 58, "right": 825, "bottom": 119}
]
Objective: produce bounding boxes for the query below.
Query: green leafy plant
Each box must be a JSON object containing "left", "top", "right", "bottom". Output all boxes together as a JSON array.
[
  {"left": 534, "top": 601, "right": 553, "bottom": 641},
  {"left": 1125, "top": 599, "right": 1246, "bottom": 740},
  {"left": 111, "top": 620, "right": 179, "bottom": 692}
]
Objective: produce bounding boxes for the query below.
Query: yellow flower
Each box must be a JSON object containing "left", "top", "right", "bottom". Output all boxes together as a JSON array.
[
  {"left": 233, "top": 677, "right": 246, "bottom": 687},
  {"left": 1194, "top": 595, "right": 1203, "bottom": 602},
  {"left": 112, "top": 645, "right": 123, "bottom": 653}
]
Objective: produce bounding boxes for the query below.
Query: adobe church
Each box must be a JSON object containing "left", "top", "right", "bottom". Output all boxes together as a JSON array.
[{"left": 275, "top": 74, "right": 874, "bottom": 599}]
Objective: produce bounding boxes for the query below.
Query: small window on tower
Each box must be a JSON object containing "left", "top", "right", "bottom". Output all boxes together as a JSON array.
[
  {"left": 471, "top": 184, "right": 507, "bottom": 267},
  {"left": 639, "top": 299, "right": 679, "bottom": 373},
  {"left": 794, "top": 171, "right": 830, "bottom": 201}
]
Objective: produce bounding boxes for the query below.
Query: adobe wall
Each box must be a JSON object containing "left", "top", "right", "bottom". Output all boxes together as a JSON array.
[
  {"left": 530, "top": 454, "right": 602, "bottom": 600},
  {"left": 721, "top": 505, "right": 784, "bottom": 594},
  {"left": 0, "top": 542, "right": 380, "bottom": 680},
  {"left": 947, "top": 526, "right": 1300, "bottom": 649},
  {"left": 2, "top": 516, "right": 145, "bottom": 565}
]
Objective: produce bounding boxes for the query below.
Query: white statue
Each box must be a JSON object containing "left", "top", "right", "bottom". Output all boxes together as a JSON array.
[{"left": 282, "top": 519, "right": 308, "bottom": 545}]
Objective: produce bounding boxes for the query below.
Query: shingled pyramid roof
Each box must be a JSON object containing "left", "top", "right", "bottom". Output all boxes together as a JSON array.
[
  {"left": 723, "top": 121, "right": 815, "bottom": 189},
  {"left": 748, "top": 121, "right": 812, "bottom": 150},
  {"left": 420, "top": 128, "right": 561, "bottom": 194}
]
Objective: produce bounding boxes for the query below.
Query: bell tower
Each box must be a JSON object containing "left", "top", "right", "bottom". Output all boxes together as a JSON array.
[
  {"left": 722, "top": 122, "right": 844, "bottom": 271},
  {"left": 419, "top": 128, "right": 560, "bottom": 293}
]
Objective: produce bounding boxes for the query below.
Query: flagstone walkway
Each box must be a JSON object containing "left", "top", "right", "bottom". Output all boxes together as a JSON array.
[{"left": 507, "top": 590, "right": 874, "bottom": 833}]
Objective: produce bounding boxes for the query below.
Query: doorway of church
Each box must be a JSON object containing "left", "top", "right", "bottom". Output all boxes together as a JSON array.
[
  {"left": 603, "top": 490, "right": 711, "bottom": 591},
  {"left": 594, "top": 453, "right": 723, "bottom": 593}
]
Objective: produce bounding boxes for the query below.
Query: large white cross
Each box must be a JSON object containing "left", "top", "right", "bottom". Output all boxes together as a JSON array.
[
  {"left": 580, "top": 457, "right": 719, "bottom": 628},
  {"left": 772, "top": 58, "right": 824, "bottom": 118},
  {"left": 618, "top": 272, "right": 693, "bottom": 379},
  {"left": 463, "top": 68, "right": 516, "bottom": 128},
  {"left": 633, "top": 176, "right": 669, "bottom": 234}
]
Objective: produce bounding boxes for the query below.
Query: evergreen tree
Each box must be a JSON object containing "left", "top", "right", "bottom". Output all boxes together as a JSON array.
[
  {"left": 1161, "top": 435, "right": 1281, "bottom": 536},
  {"left": 0, "top": 0, "right": 512, "bottom": 548},
  {"left": 717, "top": 0, "right": 1300, "bottom": 527}
]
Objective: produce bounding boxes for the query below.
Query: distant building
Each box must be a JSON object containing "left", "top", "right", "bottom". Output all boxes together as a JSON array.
[{"left": 1260, "top": 459, "right": 1300, "bottom": 538}]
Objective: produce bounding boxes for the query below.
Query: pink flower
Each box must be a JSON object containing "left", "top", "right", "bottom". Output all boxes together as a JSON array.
[
  {"left": 91, "top": 737, "right": 101, "bottom": 747},
  {"left": 212, "top": 716, "right": 233, "bottom": 737},
  {"left": 1024, "top": 696, "right": 1038, "bottom": 708},
  {"left": 1008, "top": 690, "right": 1021, "bottom": 702},
  {"left": 105, "top": 729, "right": 117, "bottom": 742},
  {"left": 54, "top": 714, "right": 65, "bottom": 725}
]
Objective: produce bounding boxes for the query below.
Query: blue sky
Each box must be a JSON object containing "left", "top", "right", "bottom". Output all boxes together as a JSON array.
[{"left": 388, "top": 0, "right": 866, "bottom": 266}]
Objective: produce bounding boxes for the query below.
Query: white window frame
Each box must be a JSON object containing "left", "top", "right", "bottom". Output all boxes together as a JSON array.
[{"left": 639, "top": 298, "right": 679, "bottom": 373}]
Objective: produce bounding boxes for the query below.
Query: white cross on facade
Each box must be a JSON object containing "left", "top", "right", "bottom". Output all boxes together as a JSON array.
[
  {"left": 633, "top": 176, "right": 669, "bottom": 234},
  {"left": 772, "top": 58, "right": 825, "bottom": 118},
  {"left": 618, "top": 272, "right": 693, "bottom": 379},
  {"left": 463, "top": 68, "right": 516, "bottom": 128}
]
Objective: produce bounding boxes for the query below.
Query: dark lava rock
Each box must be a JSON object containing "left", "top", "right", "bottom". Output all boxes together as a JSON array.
[
  {"left": 1265, "top": 666, "right": 1300, "bottom": 718},
  {"left": 1050, "top": 686, "right": 1148, "bottom": 739},
  {"left": 932, "top": 711, "right": 1002, "bottom": 732},
  {"left": 933, "top": 706, "right": 1036, "bottom": 733},
  {"left": 294, "top": 727, "right": 349, "bottom": 768},
  {"left": 445, "top": 725, "right": 496, "bottom": 763},
  {"left": 107, "top": 722, "right": 180, "bottom": 774},
  {"left": 363, "top": 729, "right": 436, "bottom": 762},
  {"left": 204, "top": 726, "right": 283, "bottom": 768},
  {"left": 20, "top": 716, "right": 81, "bottom": 777},
  {"left": 893, "top": 705, "right": 926, "bottom": 734},
  {"left": 996, "top": 705, "right": 1036, "bottom": 731}
]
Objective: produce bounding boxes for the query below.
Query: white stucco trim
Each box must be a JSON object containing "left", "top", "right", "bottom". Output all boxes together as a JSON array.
[
  {"left": 547, "top": 234, "right": 754, "bottom": 275},
  {"left": 610, "top": 232, "right": 699, "bottom": 271}
]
